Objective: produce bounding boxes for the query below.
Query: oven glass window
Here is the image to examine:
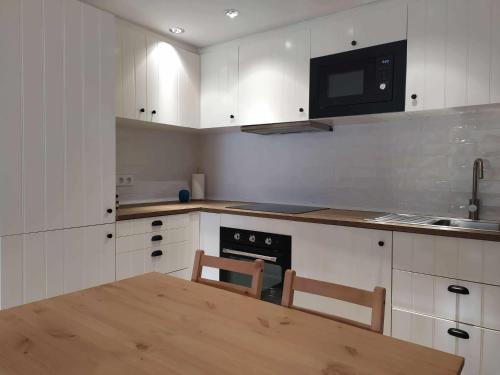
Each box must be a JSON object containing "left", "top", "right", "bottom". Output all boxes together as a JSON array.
[
  {"left": 223, "top": 261, "right": 283, "bottom": 304},
  {"left": 328, "top": 70, "right": 364, "bottom": 98}
]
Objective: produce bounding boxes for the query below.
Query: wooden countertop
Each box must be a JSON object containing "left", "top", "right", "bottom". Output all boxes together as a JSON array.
[
  {"left": 0, "top": 273, "right": 464, "bottom": 375},
  {"left": 117, "top": 200, "right": 500, "bottom": 242}
]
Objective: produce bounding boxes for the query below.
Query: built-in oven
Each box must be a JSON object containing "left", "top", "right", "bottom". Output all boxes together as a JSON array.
[
  {"left": 309, "top": 40, "right": 407, "bottom": 118},
  {"left": 220, "top": 227, "right": 291, "bottom": 305}
]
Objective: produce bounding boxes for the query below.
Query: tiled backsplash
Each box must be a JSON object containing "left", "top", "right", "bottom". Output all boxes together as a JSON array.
[
  {"left": 116, "top": 122, "right": 201, "bottom": 203},
  {"left": 200, "top": 111, "right": 500, "bottom": 220}
]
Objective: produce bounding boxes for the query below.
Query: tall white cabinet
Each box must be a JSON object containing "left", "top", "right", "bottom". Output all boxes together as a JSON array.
[{"left": 0, "top": 0, "right": 116, "bottom": 309}]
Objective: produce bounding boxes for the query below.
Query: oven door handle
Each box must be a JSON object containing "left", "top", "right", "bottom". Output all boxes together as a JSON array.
[{"left": 222, "top": 248, "right": 277, "bottom": 263}]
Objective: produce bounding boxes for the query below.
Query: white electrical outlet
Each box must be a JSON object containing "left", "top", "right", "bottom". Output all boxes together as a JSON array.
[{"left": 117, "top": 175, "right": 134, "bottom": 187}]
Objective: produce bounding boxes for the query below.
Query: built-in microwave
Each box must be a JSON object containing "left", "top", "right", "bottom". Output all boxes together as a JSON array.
[{"left": 309, "top": 40, "right": 407, "bottom": 118}]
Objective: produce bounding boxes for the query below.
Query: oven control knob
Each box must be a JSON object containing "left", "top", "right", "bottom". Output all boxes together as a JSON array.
[
  {"left": 249, "top": 235, "right": 256, "bottom": 243},
  {"left": 265, "top": 237, "right": 273, "bottom": 246},
  {"left": 234, "top": 232, "right": 241, "bottom": 241},
  {"left": 379, "top": 83, "right": 387, "bottom": 91}
]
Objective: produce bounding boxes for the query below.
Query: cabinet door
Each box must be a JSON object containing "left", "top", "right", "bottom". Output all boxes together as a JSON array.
[
  {"left": 146, "top": 34, "right": 160, "bottom": 123},
  {"left": 292, "top": 224, "right": 392, "bottom": 335},
  {"left": 310, "top": 11, "right": 354, "bottom": 58},
  {"left": 0, "top": 225, "right": 115, "bottom": 309},
  {"left": 393, "top": 232, "right": 500, "bottom": 286},
  {"left": 238, "top": 27, "right": 309, "bottom": 125},
  {"left": 393, "top": 309, "right": 499, "bottom": 375},
  {"left": 199, "top": 212, "right": 220, "bottom": 280},
  {"left": 352, "top": 0, "right": 407, "bottom": 50},
  {"left": 132, "top": 27, "right": 148, "bottom": 121},
  {"left": 483, "top": 328, "right": 500, "bottom": 375},
  {"left": 200, "top": 44, "right": 239, "bottom": 128},
  {"left": 63, "top": 225, "right": 115, "bottom": 293},
  {"left": 406, "top": 0, "right": 497, "bottom": 111},
  {"left": 157, "top": 40, "right": 179, "bottom": 125},
  {"left": 178, "top": 48, "right": 200, "bottom": 128},
  {"left": 0, "top": 0, "right": 23, "bottom": 237}
]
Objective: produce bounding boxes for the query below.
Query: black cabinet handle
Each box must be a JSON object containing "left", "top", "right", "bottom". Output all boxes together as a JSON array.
[
  {"left": 299, "top": 108, "right": 304, "bottom": 113},
  {"left": 151, "top": 220, "right": 163, "bottom": 227},
  {"left": 378, "top": 241, "right": 385, "bottom": 247},
  {"left": 151, "top": 250, "right": 163, "bottom": 257},
  {"left": 107, "top": 233, "right": 113, "bottom": 239},
  {"left": 351, "top": 40, "right": 357, "bottom": 46},
  {"left": 152, "top": 110, "right": 157, "bottom": 115},
  {"left": 140, "top": 108, "right": 145, "bottom": 113},
  {"left": 448, "top": 285, "right": 470, "bottom": 295},
  {"left": 230, "top": 114, "right": 235, "bottom": 119},
  {"left": 447, "top": 328, "right": 469, "bottom": 340},
  {"left": 106, "top": 208, "right": 113, "bottom": 214},
  {"left": 411, "top": 94, "right": 418, "bottom": 100},
  {"left": 151, "top": 235, "right": 163, "bottom": 242}
]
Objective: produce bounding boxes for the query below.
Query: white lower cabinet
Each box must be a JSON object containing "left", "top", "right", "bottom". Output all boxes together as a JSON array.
[
  {"left": 116, "top": 213, "right": 199, "bottom": 280},
  {"left": 392, "top": 309, "right": 500, "bottom": 375},
  {"left": 199, "top": 212, "right": 221, "bottom": 280},
  {"left": 219, "top": 214, "right": 392, "bottom": 335},
  {"left": 393, "top": 270, "right": 500, "bottom": 331},
  {"left": 167, "top": 268, "right": 192, "bottom": 281},
  {"left": 0, "top": 224, "right": 115, "bottom": 309}
]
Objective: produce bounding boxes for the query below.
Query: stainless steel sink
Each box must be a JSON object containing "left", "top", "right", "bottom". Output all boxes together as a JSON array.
[
  {"left": 431, "top": 219, "right": 500, "bottom": 231},
  {"left": 369, "top": 213, "right": 500, "bottom": 232}
]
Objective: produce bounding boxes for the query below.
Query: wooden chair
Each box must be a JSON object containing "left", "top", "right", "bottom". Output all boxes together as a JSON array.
[
  {"left": 281, "top": 270, "right": 386, "bottom": 334},
  {"left": 191, "top": 250, "right": 264, "bottom": 299}
]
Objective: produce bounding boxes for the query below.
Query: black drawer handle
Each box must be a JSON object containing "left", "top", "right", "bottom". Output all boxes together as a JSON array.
[
  {"left": 151, "top": 250, "right": 163, "bottom": 257},
  {"left": 448, "top": 285, "right": 470, "bottom": 295},
  {"left": 447, "top": 328, "right": 469, "bottom": 340},
  {"left": 151, "top": 235, "right": 163, "bottom": 242},
  {"left": 151, "top": 220, "right": 163, "bottom": 227}
]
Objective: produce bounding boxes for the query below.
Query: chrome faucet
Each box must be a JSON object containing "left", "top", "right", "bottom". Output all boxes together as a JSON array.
[{"left": 468, "top": 158, "right": 484, "bottom": 220}]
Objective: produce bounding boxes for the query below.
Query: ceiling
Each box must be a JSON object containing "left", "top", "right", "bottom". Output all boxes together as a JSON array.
[{"left": 82, "top": 0, "right": 377, "bottom": 48}]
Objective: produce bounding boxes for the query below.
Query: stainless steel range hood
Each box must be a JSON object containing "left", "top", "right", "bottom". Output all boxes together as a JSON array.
[{"left": 240, "top": 121, "right": 333, "bottom": 135}]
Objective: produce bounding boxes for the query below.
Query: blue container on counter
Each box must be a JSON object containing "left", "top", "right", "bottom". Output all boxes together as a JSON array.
[{"left": 178, "top": 189, "right": 190, "bottom": 203}]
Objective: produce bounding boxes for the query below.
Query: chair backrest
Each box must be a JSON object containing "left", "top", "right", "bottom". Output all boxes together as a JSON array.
[
  {"left": 281, "top": 270, "right": 386, "bottom": 334},
  {"left": 191, "top": 250, "right": 264, "bottom": 299}
]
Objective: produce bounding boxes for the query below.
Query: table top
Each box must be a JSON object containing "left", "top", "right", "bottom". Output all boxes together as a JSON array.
[{"left": 0, "top": 273, "right": 464, "bottom": 375}]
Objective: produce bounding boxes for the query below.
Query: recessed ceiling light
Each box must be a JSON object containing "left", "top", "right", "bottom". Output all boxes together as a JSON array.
[
  {"left": 225, "top": 9, "right": 239, "bottom": 19},
  {"left": 169, "top": 27, "right": 185, "bottom": 34}
]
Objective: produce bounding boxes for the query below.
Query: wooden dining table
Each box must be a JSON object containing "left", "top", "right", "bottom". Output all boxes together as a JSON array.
[{"left": 0, "top": 273, "right": 463, "bottom": 375}]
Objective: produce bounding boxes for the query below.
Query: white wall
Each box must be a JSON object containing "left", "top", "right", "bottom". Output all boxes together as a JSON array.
[
  {"left": 116, "top": 120, "right": 201, "bottom": 203},
  {"left": 200, "top": 111, "right": 500, "bottom": 220}
]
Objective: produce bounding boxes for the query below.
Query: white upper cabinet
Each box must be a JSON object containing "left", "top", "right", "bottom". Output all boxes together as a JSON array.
[
  {"left": 116, "top": 20, "right": 200, "bottom": 128},
  {"left": 178, "top": 48, "right": 201, "bottom": 128},
  {"left": 238, "top": 26, "right": 310, "bottom": 125},
  {"left": 200, "top": 43, "right": 239, "bottom": 128},
  {"left": 0, "top": 0, "right": 116, "bottom": 237},
  {"left": 310, "top": 0, "right": 407, "bottom": 58},
  {"left": 406, "top": 0, "right": 500, "bottom": 111}
]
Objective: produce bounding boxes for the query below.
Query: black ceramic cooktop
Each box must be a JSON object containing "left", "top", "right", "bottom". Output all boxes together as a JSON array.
[{"left": 227, "top": 203, "right": 327, "bottom": 214}]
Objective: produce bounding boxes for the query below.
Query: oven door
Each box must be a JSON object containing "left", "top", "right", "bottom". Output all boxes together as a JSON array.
[
  {"left": 220, "top": 247, "right": 289, "bottom": 305},
  {"left": 310, "top": 40, "right": 406, "bottom": 118}
]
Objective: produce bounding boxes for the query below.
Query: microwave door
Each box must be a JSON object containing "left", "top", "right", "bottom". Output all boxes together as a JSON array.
[{"left": 318, "top": 67, "right": 368, "bottom": 109}]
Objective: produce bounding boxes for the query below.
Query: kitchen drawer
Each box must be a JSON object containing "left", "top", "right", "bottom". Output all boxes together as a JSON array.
[
  {"left": 166, "top": 214, "right": 190, "bottom": 229},
  {"left": 393, "top": 270, "right": 500, "bottom": 331},
  {"left": 116, "top": 216, "right": 169, "bottom": 237},
  {"left": 392, "top": 308, "right": 500, "bottom": 375},
  {"left": 393, "top": 232, "right": 500, "bottom": 286},
  {"left": 116, "top": 231, "right": 168, "bottom": 254},
  {"left": 167, "top": 226, "right": 190, "bottom": 244},
  {"left": 167, "top": 268, "right": 192, "bottom": 281},
  {"left": 116, "top": 246, "right": 169, "bottom": 280},
  {"left": 164, "top": 241, "right": 194, "bottom": 273}
]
